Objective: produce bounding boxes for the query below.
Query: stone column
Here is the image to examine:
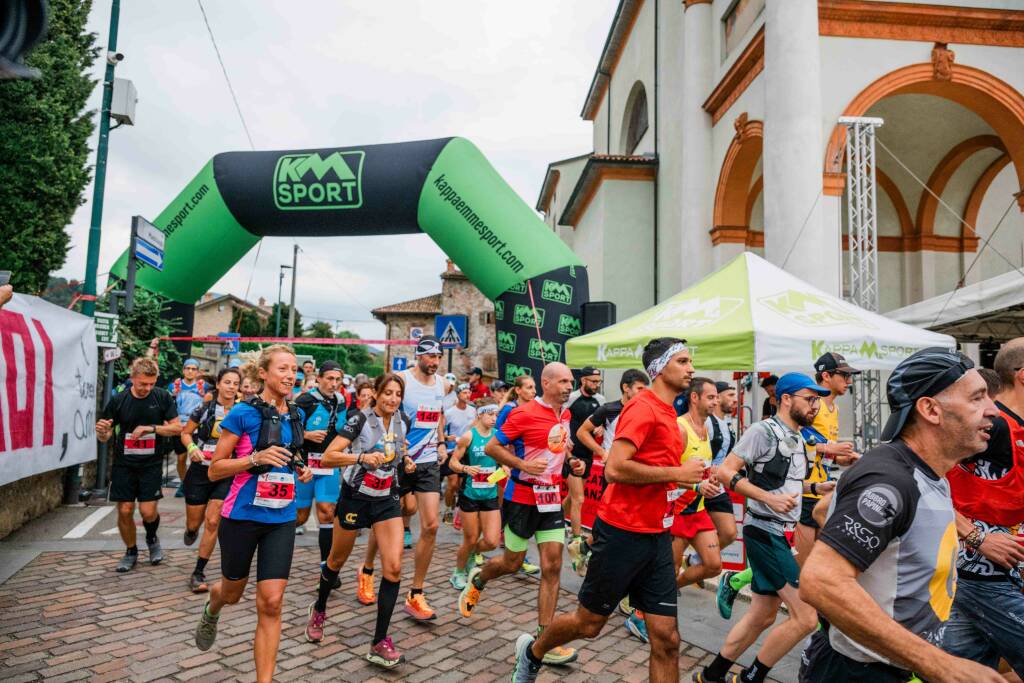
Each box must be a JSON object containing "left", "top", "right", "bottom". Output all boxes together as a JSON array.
[
  {"left": 763, "top": 0, "right": 838, "bottom": 294},
  {"left": 679, "top": 0, "right": 714, "bottom": 289}
]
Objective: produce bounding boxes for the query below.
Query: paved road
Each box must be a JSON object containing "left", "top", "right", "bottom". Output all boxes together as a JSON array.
[{"left": 0, "top": 488, "right": 800, "bottom": 682}]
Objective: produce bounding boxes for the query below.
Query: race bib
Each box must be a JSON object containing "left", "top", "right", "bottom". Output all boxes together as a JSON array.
[
  {"left": 254, "top": 472, "right": 295, "bottom": 509},
  {"left": 415, "top": 404, "right": 441, "bottom": 429},
  {"left": 471, "top": 467, "right": 496, "bottom": 489},
  {"left": 359, "top": 468, "right": 394, "bottom": 497},
  {"left": 664, "top": 486, "right": 684, "bottom": 528},
  {"left": 123, "top": 433, "right": 156, "bottom": 456},
  {"left": 200, "top": 443, "right": 216, "bottom": 465},
  {"left": 307, "top": 454, "right": 333, "bottom": 477},
  {"left": 534, "top": 485, "right": 560, "bottom": 513}
]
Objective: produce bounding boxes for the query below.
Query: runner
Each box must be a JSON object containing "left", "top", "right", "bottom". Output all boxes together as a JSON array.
[
  {"left": 490, "top": 380, "right": 509, "bottom": 404},
  {"left": 508, "top": 338, "right": 703, "bottom": 683},
  {"left": 180, "top": 367, "right": 242, "bottom": 592},
  {"left": 170, "top": 358, "right": 208, "bottom": 497},
  {"left": 305, "top": 373, "right": 415, "bottom": 668},
  {"left": 496, "top": 374, "right": 542, "bottom": 576},
  {"left": 799, "top": 349, "right": 1004, "bottom": 683},
  {"left": 694, "top": 373, "right": 829, "bottom": 683},
  {"left": 95, "top": 357, "right": 180, "bottom": 572},
  {"left": 355, "top": 381, "right": 375, "bottom": 411},
  {"left": 302, "top": 359, "right": 316, "bottom": 381},
  {"left": 705, "top": 381, "right": 740, "bottom": 615},
  {"left": 294, "top": 360, "right": 347, "bottom": 579},
  {"left": 760, "top": 375, "right": 778, "bottom": 419},
  {"left": 458, "top": 362, "right": 583, "bottom": 668},
  {"left": 442, "top": 372, "right": 459, "bottom": 410},
  {"left": 565, "top": 367, "right": 605, "bottom": 568},
  {"left": 447, "top": 398, "right": 501, "bottom": 589},
  {"left": 442, "top": 383, "right": 476, "bottom": 525},
  {"left": 239, "top": 367, "right": 260, "bottom": 402},
  {"left": 193, "top": 344, "right": 313, "bottom": 683},
  {"left": 468, "top": 366, "right": 491, "bottom": 400}
]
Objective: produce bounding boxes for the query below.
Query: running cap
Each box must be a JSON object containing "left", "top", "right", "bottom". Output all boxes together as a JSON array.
[
  {"left": 183, "top": 358, "right": 200, "bottom": 369},
  {"left": 775, "top": 372, "right": 830, "bottom": 399},
  {"left": 457, "top": 382, "right": 471, "bottom": 393},
  {"left": 415, "top": 335, "right": 442, "bottom": 356},
  {"left": 469, "top": 366, "right": 483, "bottom": 376},
  {"left": 319, "top": 360, "right": 342, "bottom": 375},
  {"left": 881, "top": 347, "right": 974, "bottom": 442},
  {"left": 814, "top": 352, "right": 862, "bottom": 375},
  {"left": 578, "top": 366, "right": 600, "bottom": 378},
  {"left": 491, "top": 380, "right": 507, "bottom": 391},
  {"left": 715, "top": 381, "right": 733, "bottom": 394},
  {"left": 445, "top": 372, "right": 457, "bottom": 383}
]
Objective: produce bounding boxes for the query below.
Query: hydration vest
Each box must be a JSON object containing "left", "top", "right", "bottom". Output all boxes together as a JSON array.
[
  {"left": 173, "top": 378, "right": 206, "bottom": 397},
  {"left": 246, "top": 396, "right": 306, "bottom": 474},
  {"left": 748, "top": 417, "right": 801, "bottom": 492},
  {"left": 949, "top": 407, "right": 1024, "bottom": 527}
]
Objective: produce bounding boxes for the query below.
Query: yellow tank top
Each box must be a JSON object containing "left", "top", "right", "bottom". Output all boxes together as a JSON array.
[
  {"left": 677, "top": 415, "right": 713, "bottom": 511},
  {"left": 804, "top": 399, "right": 840, "bottom": 497}
]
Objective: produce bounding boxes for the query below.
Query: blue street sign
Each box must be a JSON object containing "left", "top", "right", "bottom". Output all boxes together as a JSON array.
[
  {"left": 135, "top": 238, "right": 164, "bottom": 271},
  {"left": 435, "top": 314, "right": 468, "bottom": 348},
  {"left": 392, "top": 356, "right": 408, "bottom": 371},
  {"left": 217, "top": 332, "right": 241, "bottom": 355}
]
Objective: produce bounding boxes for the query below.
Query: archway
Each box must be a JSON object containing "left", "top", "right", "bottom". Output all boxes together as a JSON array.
[
  {"left": 711, "top": 115, "right": 763, "bottom": 248},
  {"left": 108, "top": 137, "right": 589, "bottom": 382}
]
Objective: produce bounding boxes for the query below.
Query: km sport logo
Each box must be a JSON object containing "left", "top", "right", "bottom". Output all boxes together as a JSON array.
[
  {"left": 541, "top": 280, "right": 573, "bottom": 306},
  {"left": 759, "top": 290, "right": 872, "bottom": 328},
  {"left": 513, "top": 304, "right": 545, "bottom": 329},
  {"left": 529, "top": 338, "right": 562, "bottom": 362},
  {"left": 497, "top": 331, "right": 517, "bottom": 354},
  {"left": 274, "top": 151, "right": 365, "bottom": 210},
  {"left": 504, "top": 363, "right": 532, "bottom": 383},
  {"left": 558, "top": 314, "right": 581, "bottom": 337}
]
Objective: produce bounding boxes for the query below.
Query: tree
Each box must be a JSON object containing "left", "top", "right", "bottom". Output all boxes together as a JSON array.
[
  {"left": 0, "top": 0, "right": 98, "bottom": 294},
  {"left": 40, "top": 275, "right": 83, "bottom": 308},
  {"left": 306, "top": 321, "right": 334, "bottom": 339},
  {"left": 269, "top": 302, "right": 302, "bottom": 337},
  {"left": 99, "top": 288, "right": 183, "bottom": 384},
  {"left": 230, "top": 307, "right": 268, "bottom": 337}
]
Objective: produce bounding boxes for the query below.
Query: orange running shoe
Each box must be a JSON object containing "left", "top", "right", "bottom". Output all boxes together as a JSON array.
[
  {"left": 356, "top": 569, "right": 376, "bottom": 605},
  {"left": 403, "top": 591, "right": 436, "bottom": 621},
  {"left": 458, "top": 567, "right": 483, "bottom": 618}
]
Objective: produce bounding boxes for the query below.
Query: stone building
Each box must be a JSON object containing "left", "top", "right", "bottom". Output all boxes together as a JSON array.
[
  {"left": 372, "top": 261, "right": 498, "bottom": 380},
  {"left": 192, "top": 292, "right": 273, "bottom": 338}
]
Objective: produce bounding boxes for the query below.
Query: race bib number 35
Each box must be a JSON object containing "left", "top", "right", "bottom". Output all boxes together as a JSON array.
[{"left": 254, "top": 472, "right": 295, "bottom": 509}]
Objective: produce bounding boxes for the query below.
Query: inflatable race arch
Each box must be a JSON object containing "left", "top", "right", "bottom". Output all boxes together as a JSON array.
[{"left": 110, "top": 137, "right": 588, "bottom": 382}]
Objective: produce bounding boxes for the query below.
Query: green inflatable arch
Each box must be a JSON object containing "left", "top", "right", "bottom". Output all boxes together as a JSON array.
[{"left": 110, "top": 137, "right": 589, "bottom": 382}]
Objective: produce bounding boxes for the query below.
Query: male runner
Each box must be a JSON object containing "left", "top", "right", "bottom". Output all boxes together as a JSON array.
[
  {"left": 442, "top": 372, "right": 459, "bottom": 410},
  {"left": 169, "top": 358, "right": 207, "bottom": 497},
  {"left": 695, "top": 373, "right": 829, "bottom": 683},
  {"left": 294, "top": 361, "right": 347, "bottom": 579},
  {"left": 442, "top": 383, "right": 476, "bottom": 525},
  {"left": 468, "top": 366, "right": 491, "bottom": 401},
  {"left": 459, "top": 362, "right": 585, "bottom": 667},
  {"left": 565, "top": 367, "right": 605, "bottom": 565},
  {"left": 705, "top": 381, "right": 739, "bottom": 561},
  {"left": 800, "top": 349, "right": 1003, "bottom": 683},
  {"left": 95, "top": 357, "right": 181, "bottom": 571},
  {"left": 509, "top": 338, "right": 703, "bottom": 683}
]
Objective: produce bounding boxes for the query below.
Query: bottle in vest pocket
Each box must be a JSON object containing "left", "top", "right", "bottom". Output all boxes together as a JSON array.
[{"left": 254, "top": 472, "right": 295, "bottom": 508}]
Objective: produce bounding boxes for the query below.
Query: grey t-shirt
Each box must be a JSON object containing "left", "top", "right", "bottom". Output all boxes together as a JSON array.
[{"left": 733, "top": 417, "right": 807, "bottom": 533}]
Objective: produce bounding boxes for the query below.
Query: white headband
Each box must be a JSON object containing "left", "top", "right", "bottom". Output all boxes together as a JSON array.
[
  {"left": 646, "top": 342, "right": 688, "bottom": 379},
  {"left": 477, "top": 404, "right": 499, "bottom": 416}
]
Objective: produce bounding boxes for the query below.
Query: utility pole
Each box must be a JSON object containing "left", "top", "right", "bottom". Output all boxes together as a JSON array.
[
  {"left": 287, "top": 244, "right": 299, "bottom": 337},
  {"left": 275, "top": 264, "right": 291, "bottom": 337},
  {"left": 81, "top": 0, "right": 121, "bottom": 317}
]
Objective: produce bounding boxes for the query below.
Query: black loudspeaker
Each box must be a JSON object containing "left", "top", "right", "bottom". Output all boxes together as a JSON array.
[
  {"left": 979, "top": 338, "right": 1000, "bottom": 369},
  {"left": 582, "top": 301, "right": 616, "bottom": 334}
]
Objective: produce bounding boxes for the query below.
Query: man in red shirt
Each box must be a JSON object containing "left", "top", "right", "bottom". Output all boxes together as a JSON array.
[
  {"left": 457, "top": 362, "right": 586, "bottom": 666},
  {"left": 468, "top": 367, "right": 491, "bottom": 401},
  {"left": 508, "top": 337, "right": 705, "bottom": 682}
]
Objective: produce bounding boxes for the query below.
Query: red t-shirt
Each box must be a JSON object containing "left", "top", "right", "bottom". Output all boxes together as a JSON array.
[
  {"left": 469, "top": 381, "right": 492, "bottom": 401},
  {"left": 495, "top": 397, "right": 570, "bottom": 506},
  {"left": 597, "top": 389, "right": 683, "bottom": 533}
]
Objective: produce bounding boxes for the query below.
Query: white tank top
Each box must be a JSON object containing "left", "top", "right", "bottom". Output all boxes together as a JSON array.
[{"left": 400, "top": 369, "right": 447, "bottom": 463}]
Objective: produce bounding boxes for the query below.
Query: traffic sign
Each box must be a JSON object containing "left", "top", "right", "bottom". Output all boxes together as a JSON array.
[
  {"left": 134, "top": 238, "right": 164, "bottom": 271},
  {"left": 94, "top": 312, "right": 119, "bottom": 348},
  {"left": 435, "top": 314, "right": 467, "bottom": 348},
  {"left": 392, "top": 356, "right": 408, "bottom": 371},
  {"left": 409, "top": 327, "right": 424, "bottom": 341},
  {"left": 217, "top": 332, "right": 241, "bottom": 354},
  {"left": 102, "top": 347, "right": 122, "bottom": 363},
  {"left": 134, "top": 216, "right": 165, "bottom": 251}
]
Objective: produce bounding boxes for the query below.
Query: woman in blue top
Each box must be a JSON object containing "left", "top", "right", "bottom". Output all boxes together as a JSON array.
[
  {"left": 448, "top": 398, "right": 502, "bottom": 589},
  {"left": 193, "top": 345, "right": 312, "bottom": 683}
]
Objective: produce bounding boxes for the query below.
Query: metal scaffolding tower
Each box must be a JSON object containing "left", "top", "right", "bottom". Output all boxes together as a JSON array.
[{"left": 841, "top": 116, "right": 884, "bottom": 453}]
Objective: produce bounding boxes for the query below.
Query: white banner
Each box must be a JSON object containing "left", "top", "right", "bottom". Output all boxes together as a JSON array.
[{"left": 0, "top": 294, "right": 98, "bottom": 486}]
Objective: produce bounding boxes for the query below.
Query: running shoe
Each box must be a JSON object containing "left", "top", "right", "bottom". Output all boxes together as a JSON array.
[
  {"left": 295, "top": 525, "right": 305, "bottom": 536},
  {"left": 443, "top": 508, "right": 454, "bottom": 526},
  {"left": 183, "top": 528, "right": 198, "bottom": 546},
  {"left": 450, "top": 569, "right": 468, "bottom": 591},
  {"left": 459, "top": 567, "right": 483, "bottom": 617},
  {"left": 356, "top": 569, "right": 376, "bottom": 605},
  {"left": 692, "top": 673, "right": 739, "bottom": 683},
  {"left": 366, "top": 636, "right": 404, "bottom": 668},
  {"left": 624, "top": 611, "right": 649, "bottom": 643},
  {"left": 319, "top": 561, "right": 341, "bottom": 590},
  {"left": 403, "top": 592, "right": 436, "bottom": 621},
  {"left": 403, "top": 528, "right": 413, "bottom": 549},
  {"left": 511, "top": 633, "right": 541, "bottom": 683},
  {"left": 194, "top": 601, "right": 219, "bottom": 651},
  {"left": 474, "top": 553, "right": 485, "bottom": 567},
  {"left": 147, "top": 538, "right": 163, "bottom": 565},
  {"left": 617, "top": 596, "right": 631, "bottom": 616},
  {"left": 189, "top": 572, "right": 208, "bottom": 593},
  {"left": 541, "top": 644, "right": 578, "bottom": 665},
  {"left": 520, "top": 558, "right": 540, "bottom": 575},
  {"left": 304, "top": 601, "right": 326, "bottom": 643},
  {"left": 568, "top": 538, "right": 591, "bottom": 577},
  {"left": 174, "top": 482, "right": 186, "bottom": 498},
  {"left": 717, "top": 570, "right": 739, "bottom": 620},
  {"left": 115, "top": 551, "right": 137, "bottom": 573}
]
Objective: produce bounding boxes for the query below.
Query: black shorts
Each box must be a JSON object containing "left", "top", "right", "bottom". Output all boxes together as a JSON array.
[
  {"left": 562, "top": 455, "right": 593, "bottom": 480},
  {"left": 172, "top": 435, "right": 188, "bottom": 456},
  {"left": 439, "top": 459, "right": 455, "bottom": 478},
  {"left": 503, "top": 499, "right": 564, "bottom": 542},
  {"left": 799, "top": 497, "right": 820, "bottom": 529},
  {"left": 399, "top": 460, "right": 441, "bottom": 495},
  {"left": 458, "top": 495, "right": 500, "bottom": 513},
  {"left": 704, "top": 490, "right": 734, "bottom": 515},
  {"left": 744, "top": 524, "right": 800, "bottom": 595},
  {"left": 109, "top": 461, "right": 163, "bottom": 502},
  {"left": 183, "top": 462, "right": 230, "bottom": 506},
  {"left": 217, "top": 517, "right": 294, "bottom": 582},
  {"left": 799, "top": 628, "right": 912, "bottom": 683},
  {"left": 336, "top": 484, "right": 402, "bottom": 530},
  {"left": 578, "top": 517, "right": 677, "bottom": 618}
]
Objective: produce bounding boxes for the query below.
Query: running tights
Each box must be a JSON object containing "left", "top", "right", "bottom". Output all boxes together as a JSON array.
[{"left": 374, "top": 578, "right": 400, "bottom": 645}]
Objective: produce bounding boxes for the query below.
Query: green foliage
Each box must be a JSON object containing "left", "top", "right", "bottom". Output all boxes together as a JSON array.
[
  {"left": 98, "top": 289, "right": 183, "bottom": 383},
  {"left": 306, "top": 320, "right": 334, "bottom": 339},
  {"left": 0, "top": 0, "right": 98, "bottom": 294},
  {"left": 269, "top": 302, "right": 302, "bottom": 336},
  {"left": 40, "top": 275, "right": 83, "bottom": 308},
  {"left": 230, "top": 307, "right": 269, "bottom": 337}
]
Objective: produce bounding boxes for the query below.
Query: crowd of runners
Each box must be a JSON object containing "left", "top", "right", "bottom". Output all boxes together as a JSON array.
[{"left": 94, "top": 333, "right": 1024, "bottom": 683}]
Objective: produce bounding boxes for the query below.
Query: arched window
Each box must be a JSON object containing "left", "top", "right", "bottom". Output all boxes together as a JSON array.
[{"left": 621, "top": 81, "right": 648, "bottom": 155}]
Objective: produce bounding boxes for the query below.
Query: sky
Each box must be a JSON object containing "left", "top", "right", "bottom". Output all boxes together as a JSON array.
[{"left": 59, "top": 1, "right": 617, "bottom": 341}]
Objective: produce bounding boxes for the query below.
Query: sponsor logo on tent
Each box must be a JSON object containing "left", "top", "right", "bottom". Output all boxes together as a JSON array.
[
  {"left": 504, "top": 363, "right": 532, "bottom": 382},
  {"left": 760, "top": 290, "right": 871, "bottom": 328},
  {"left": 811, "top": 340, "right": 921, "bottom": 362},
  {"left": 494, "top": 300, "right": 504, "bottom": 321},
  {"left": 528, "top": 338, "right": 562, "bottom": 362},
  {"left": 513, "top": 304, "right": 545, "bottom": 329},
  {"left": 274, "top": 151, "right": 365, "bottom": 210},
  {"left": 506, "top": 281, "right": 527, "bottom": 295},
  {"left": 541, "top": 279, "right": 573, "bottom": 305},
  {"left": 595, "top": 343, "right": 645, "bottom": 363},
  {"left": 497, "top": 331, "right": 517, "bottom": 354},
  {"left": 641, "top": 296, "right": 744, "bottom": 332},
  {"left": 558, "top": 314, "right": 581, "bottom": 337}
]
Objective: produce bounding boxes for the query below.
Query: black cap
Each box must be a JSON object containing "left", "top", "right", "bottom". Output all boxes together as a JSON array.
[
  {"left": 469, "top": 366, "right": 483, "bottom": 376},
  {"left": 715, "top": 381, "right": 733, "bottom": 394},
  {"left": 578, "top": 366, "right": 600, "bottom": 378},
  {"left": 490, "top": 380, "right": 507, "bottom": 390},
  {"left": 881, "top": 347, "right": 974, "bottom": 442},
  {"left": 814, "top": 352, "right": 862, "bottom": 375},
  {"left": 318, "top": 360, "right": 342, "bottom": 375}
]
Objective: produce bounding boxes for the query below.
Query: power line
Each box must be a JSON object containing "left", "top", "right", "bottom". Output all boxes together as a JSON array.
[{"left": 196, "top": 0, "right": 255, "bottom": 150}]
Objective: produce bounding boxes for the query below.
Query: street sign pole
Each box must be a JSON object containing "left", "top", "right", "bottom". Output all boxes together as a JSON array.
[
  {"left": 125, "top": 218, "right": 138, "bottom": 314},
  {"left": 91, "top": 295, "right": 124, "bottom": 500}
]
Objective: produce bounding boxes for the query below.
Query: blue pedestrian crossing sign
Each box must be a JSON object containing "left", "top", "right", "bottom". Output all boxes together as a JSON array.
[
  {"left": 435, "top": 314, "right": 468, "bottom": 348},
  {"left": 217, "top": 332, "right": 241, "bottom": 355},
  {"left": 392, "top": 356, "right": 408, "bottom": 371}
]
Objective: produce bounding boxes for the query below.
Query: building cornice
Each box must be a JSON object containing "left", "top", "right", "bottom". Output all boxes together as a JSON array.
[
  {"left": 702, "top": 28, "right": 765, "bottom": 125},
  {"left": 820, "top": 1, "right": 1024, "bottom": 48},
  {"left": 581, "top": 0, "right": 645, "bottom": 121},
  {"left": 559, "top": 155, "right": 658, "bottom": 227}
]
